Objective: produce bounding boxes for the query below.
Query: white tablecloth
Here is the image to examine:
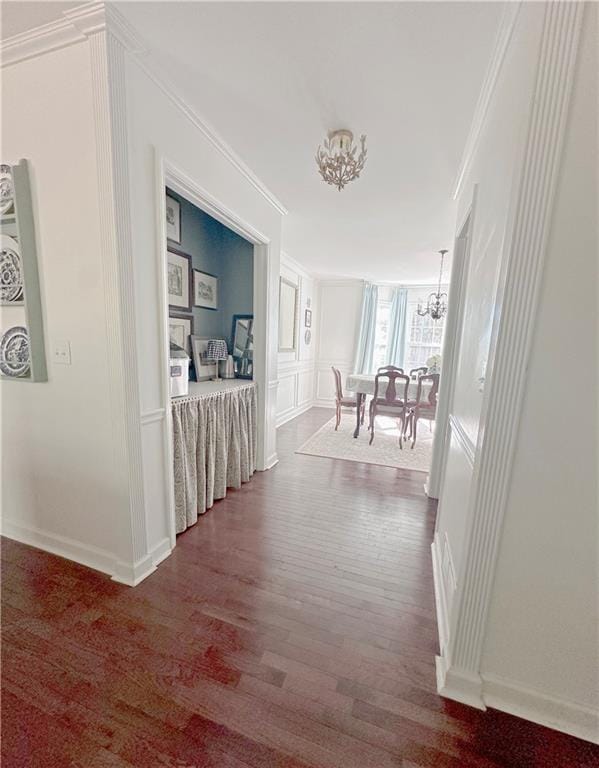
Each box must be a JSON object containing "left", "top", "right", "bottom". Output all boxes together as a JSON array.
[{"left": 346, "top": 373, "right": 432, "bottom": 401}]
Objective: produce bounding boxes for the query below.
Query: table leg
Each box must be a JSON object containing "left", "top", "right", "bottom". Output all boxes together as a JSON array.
[{"left": 354, "top": 393, "right": 363, "bottom": 438}]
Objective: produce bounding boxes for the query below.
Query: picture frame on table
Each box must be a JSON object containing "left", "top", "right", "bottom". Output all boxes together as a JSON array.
[
  {"left": 169, "top": 312, "right": 193, "bottom": 355},
  {"left": 165, "top": 194, "right": 181, "bottom": 243},
  {"left": 167, "top": 248, "right": 191, "bottom": 311},
  {"left": 191, "top": 335, "right": 226, "bottom": 381},
  {"left": 304, "top": 308, "right": 312, "bottom": 328},
  {"left": 193, "top": 269, "right": 218, "bottom": 310}
]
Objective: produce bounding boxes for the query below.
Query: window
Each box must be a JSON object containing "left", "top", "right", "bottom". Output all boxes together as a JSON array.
[
  {"left": 405, "top": 287, "right": 447, "bottom": 370},
  {"left": 370, "top": 285, "right": 447, "bottom": 373},
  {"left": 372, "top": 297, "right": 391, "bottom": 371}
]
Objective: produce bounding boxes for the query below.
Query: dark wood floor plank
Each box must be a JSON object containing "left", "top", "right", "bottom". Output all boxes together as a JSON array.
[{"left": 2, "top": 407, "right": 598, "bottom": 768}]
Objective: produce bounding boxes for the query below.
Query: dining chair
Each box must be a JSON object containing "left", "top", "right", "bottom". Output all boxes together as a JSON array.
[
  {"left": 409, "top": 366, "right": 428, "bottom": 379},
  {"left": 404, "top": 373, "right": 440, "bottom": 449},
  {"left": 369, "top": 366, "right": 404, "bottom": 427},
  {"left": 369, "top": 369, "right": 411, "bottom": 448},
  {"left": 332, "top": 367, "right": 365, "bottom": 430}
]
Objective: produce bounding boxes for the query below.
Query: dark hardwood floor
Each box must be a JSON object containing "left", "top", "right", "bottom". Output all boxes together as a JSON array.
[{"left": 2, "top": 407, "right": 597, "bottom": 767}]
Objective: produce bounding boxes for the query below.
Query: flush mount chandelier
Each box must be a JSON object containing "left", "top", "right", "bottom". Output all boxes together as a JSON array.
[
  {"left": 315, "top": 129, "right": 367, "bottom": 191},
  {"left": 417, "top": 249, "right": 449, "bottom": 321}
]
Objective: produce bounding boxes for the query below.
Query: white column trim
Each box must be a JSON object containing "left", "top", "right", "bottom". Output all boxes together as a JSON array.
[
  {"left": 84, "top": 14, "right": 152, "bottom": 580},
  {"left": 448, "top": 0, "right": 585, "bottom": 678}
]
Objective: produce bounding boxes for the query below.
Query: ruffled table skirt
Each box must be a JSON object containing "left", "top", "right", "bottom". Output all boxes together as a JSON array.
[{"left": 171, "top": 382, "right": 256, "bottom": 533}]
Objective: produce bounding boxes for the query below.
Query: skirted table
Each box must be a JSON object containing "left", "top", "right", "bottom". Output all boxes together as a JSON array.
[{"left": 171, "top": 380, "right": 256, "bottom": 533}]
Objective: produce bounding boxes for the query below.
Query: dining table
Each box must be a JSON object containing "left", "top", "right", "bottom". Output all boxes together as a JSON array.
[{"left": 346, "top": 373, "right": 434, "bottom": 438}]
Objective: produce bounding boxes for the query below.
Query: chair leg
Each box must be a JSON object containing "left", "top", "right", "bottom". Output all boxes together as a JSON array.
[
  {"left": 335, "top": 402, "right": 340, "bottom": 430},
  {"left": 361, "top": 400, "right": 366, "bottom": 425},
  {"left": 411, "top": 412, "right": 418, "bottom": 449},
  {"left": 368, "top": 400, "right": 374, "bottom": 431},
  {"left": 369, "top": 408, "right": 376, "bottom": 445},
  {"left": 398, "top": 413, "right": 405, "bottom": 449}
]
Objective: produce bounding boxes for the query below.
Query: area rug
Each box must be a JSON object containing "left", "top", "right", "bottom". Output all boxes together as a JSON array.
[{"left": 296, "top": 412, "right": 433, "bottom": 472}]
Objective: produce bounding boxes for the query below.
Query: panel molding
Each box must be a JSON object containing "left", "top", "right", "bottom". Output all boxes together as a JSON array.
[
  {"left": 448, "top": 414, "right": 476, "bottom": 468},
  {"left": 453, "top": 2, "right": 521, "bottom": 199},
  {"left": 446, "top": 0, "right": 585, "bottom": 690}
]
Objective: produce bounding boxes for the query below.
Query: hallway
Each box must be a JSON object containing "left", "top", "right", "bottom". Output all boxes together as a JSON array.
[{"left": 1, "top": 409, "right": 596, "bottom": 767}]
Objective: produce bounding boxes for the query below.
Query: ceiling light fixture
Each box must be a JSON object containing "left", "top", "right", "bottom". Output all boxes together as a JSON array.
[
  {"left": 315, "top": 129, "right": 367, "bottom": 191},
  {"left": 417, "top": 250, "right": 449, "bottom": 321}
]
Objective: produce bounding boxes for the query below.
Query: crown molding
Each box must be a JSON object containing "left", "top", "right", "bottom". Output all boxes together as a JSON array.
[
  {"left": 452, "top": 1, "right": 521, "bottom": 200},
  {"left": 0, "top": 16, "right": 85, "bottom": 67},
  {"left": 0, "top": 2, "right": 288, "bottom": 218}
]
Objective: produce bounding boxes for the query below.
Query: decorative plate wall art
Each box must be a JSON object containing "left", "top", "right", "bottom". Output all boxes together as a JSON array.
[
  {"left": 0, "top": 234, "right": 23, "bottom": 302},
  {"left": 0, "top": 165, "right": 14, "bottom": 216},
  {"left": 0, "top": 325, "right": 30, "bottom": 377}
]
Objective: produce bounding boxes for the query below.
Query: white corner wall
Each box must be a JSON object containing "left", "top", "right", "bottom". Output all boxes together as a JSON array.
[
  {"left": 314, "top": 279, "right": 363, "bottom": 407},
  {"left": 125, "top": 55, "right": 284, "bottom": 557},
  {"left": 0, "top": 42, "right": 135, "bottom": 573},
  {"left": 481, "top": 1, "right": 598, "bottom": 730},
  {"left": 276, "top": 254, "right": 317, "bottom": 426},
  {"left": 433, "top": 1, "right": 598, "bottom": 743}
]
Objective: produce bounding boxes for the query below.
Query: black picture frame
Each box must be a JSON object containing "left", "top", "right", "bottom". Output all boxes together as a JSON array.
[
  {"left": 167, "top": 247, "right": 192, "bottom": 312},
  {"left": 168, "top": 311, "right": 194, "bottom": 355},
  {"left": 231, "top": 313, "right": 254, "bottom": 379}
]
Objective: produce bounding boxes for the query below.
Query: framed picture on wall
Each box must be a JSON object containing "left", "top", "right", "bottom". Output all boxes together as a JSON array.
[
  {"left": 193, "top": 269, "right": 218, "bottom": 310},
  {"left": 167, "top": 248, "right": 191, "bottom": 311},
  {"left": 278, "top": 277, "right": 298, "bottom": 352},
  {"left": 165, "top": 194, "right": 181, "bottom": 243},
  {"left": 190, "top": 335, "right": 223, "bottom": 381},
  {"left": 169, "top": 312, "right": 193, "bottom": 355}
]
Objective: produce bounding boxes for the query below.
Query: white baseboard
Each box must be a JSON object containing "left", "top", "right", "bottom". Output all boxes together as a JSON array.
[
  {"left": 436, "top": 657, "right": 486, "bottom": 710},
  {"left": 1, "top": 519, "right": 173, "bottom": 587},
  {"left": 1, "top": 518, "right": 116, "bottom": 577},
  {"left": 483, "top": 674, "right": 599, "bottom": 745},
  {"left": 276, "top": 400, "right": 314, "bottom": 428},
  {"left": 313, "top": 398, "right": 335, "bottom": 409},
  {"left": 263, "top": 452, "right": 279, "bottom": 470}
]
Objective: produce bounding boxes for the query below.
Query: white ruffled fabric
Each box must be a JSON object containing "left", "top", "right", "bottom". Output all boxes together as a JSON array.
[{"left": 171, "top": 383, "right": 256, "bottom": 533}]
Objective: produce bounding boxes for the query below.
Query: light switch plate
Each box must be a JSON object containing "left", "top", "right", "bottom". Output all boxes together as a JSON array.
[{"left": 52, "top": 340, "right": 71, "bottom": 365}]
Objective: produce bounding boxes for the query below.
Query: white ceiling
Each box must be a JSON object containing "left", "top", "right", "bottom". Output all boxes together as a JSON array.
[{"left": 2, "top": 1, "right": 504, "bottom": 282}]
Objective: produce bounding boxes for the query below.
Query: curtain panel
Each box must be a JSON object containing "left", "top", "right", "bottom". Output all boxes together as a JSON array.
[
  {"left": 171, "top": 383, "right": 256, "bottom": 533},
  {"left": 387, "top": 286, "right": 408, "bottom": 369},
  {"left": 353, "top": 283, "right": 379, "bottom": 374}
]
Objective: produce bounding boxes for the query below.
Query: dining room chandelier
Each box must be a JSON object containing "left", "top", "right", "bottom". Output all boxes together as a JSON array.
[
  {"left": 315, "top": 129, "right": 367, "bottom": 191},
  {"left": 417, "top": 249, "right": 449, "bottom": 321}
]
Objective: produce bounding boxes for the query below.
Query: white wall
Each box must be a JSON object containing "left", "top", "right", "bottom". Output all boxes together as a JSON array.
[
  {"left": 314, "top": 279, "right": 363, "bottom": 406},
  {"left": 434, "top": 1, "right": 598, "bottom": 741},
  {"left": 126, "top": 55, "right": 284, "bottom": 557},
  {"left": 482, "top": 1, "right": 598, "bottom": 716},
  {"left": 276, "top": 254, "right": 317, "bottom": 425},
  {"left": 435, "top": 2, "right": 544, "bottom": 629},
  {"left": 0, "top": 43, "right": 135, "bottom": 572}
]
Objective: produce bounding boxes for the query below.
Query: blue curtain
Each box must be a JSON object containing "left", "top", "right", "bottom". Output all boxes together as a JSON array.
[
  {"left": 387, "top": 287, "right": 408, "bottom": 369},
  {"left": 353, "top": 283, "right": 379, "bottom": 374}
]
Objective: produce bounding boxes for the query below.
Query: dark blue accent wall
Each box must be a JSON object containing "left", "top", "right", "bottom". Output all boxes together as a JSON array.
[{"left": 166, "top": 188, "right": 253, "bottom": 377}]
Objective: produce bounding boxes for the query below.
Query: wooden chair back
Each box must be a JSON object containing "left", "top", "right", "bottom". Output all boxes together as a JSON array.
[
  {"left": 373, "top": 369, "right": 410, "bottom": 405},
  {"left": 410, "top": 366, "right": 428, "bottom": 379},
  {"left": 331, "top": 367, "right": 343, "bottom": 402},
  {"left": 415, "top": 373, "right": 440, "bottom": 407},
  {"left": 377, "top": 365, "right": 404, "bottom": 375}
]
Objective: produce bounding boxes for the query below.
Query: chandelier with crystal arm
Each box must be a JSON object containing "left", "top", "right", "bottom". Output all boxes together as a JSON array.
[
  {"left": 417, "top": 249, "right": 449, "bottom": 321},
  {"left": 315, "top": 129, "right": 367, "bottom": 191}
]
